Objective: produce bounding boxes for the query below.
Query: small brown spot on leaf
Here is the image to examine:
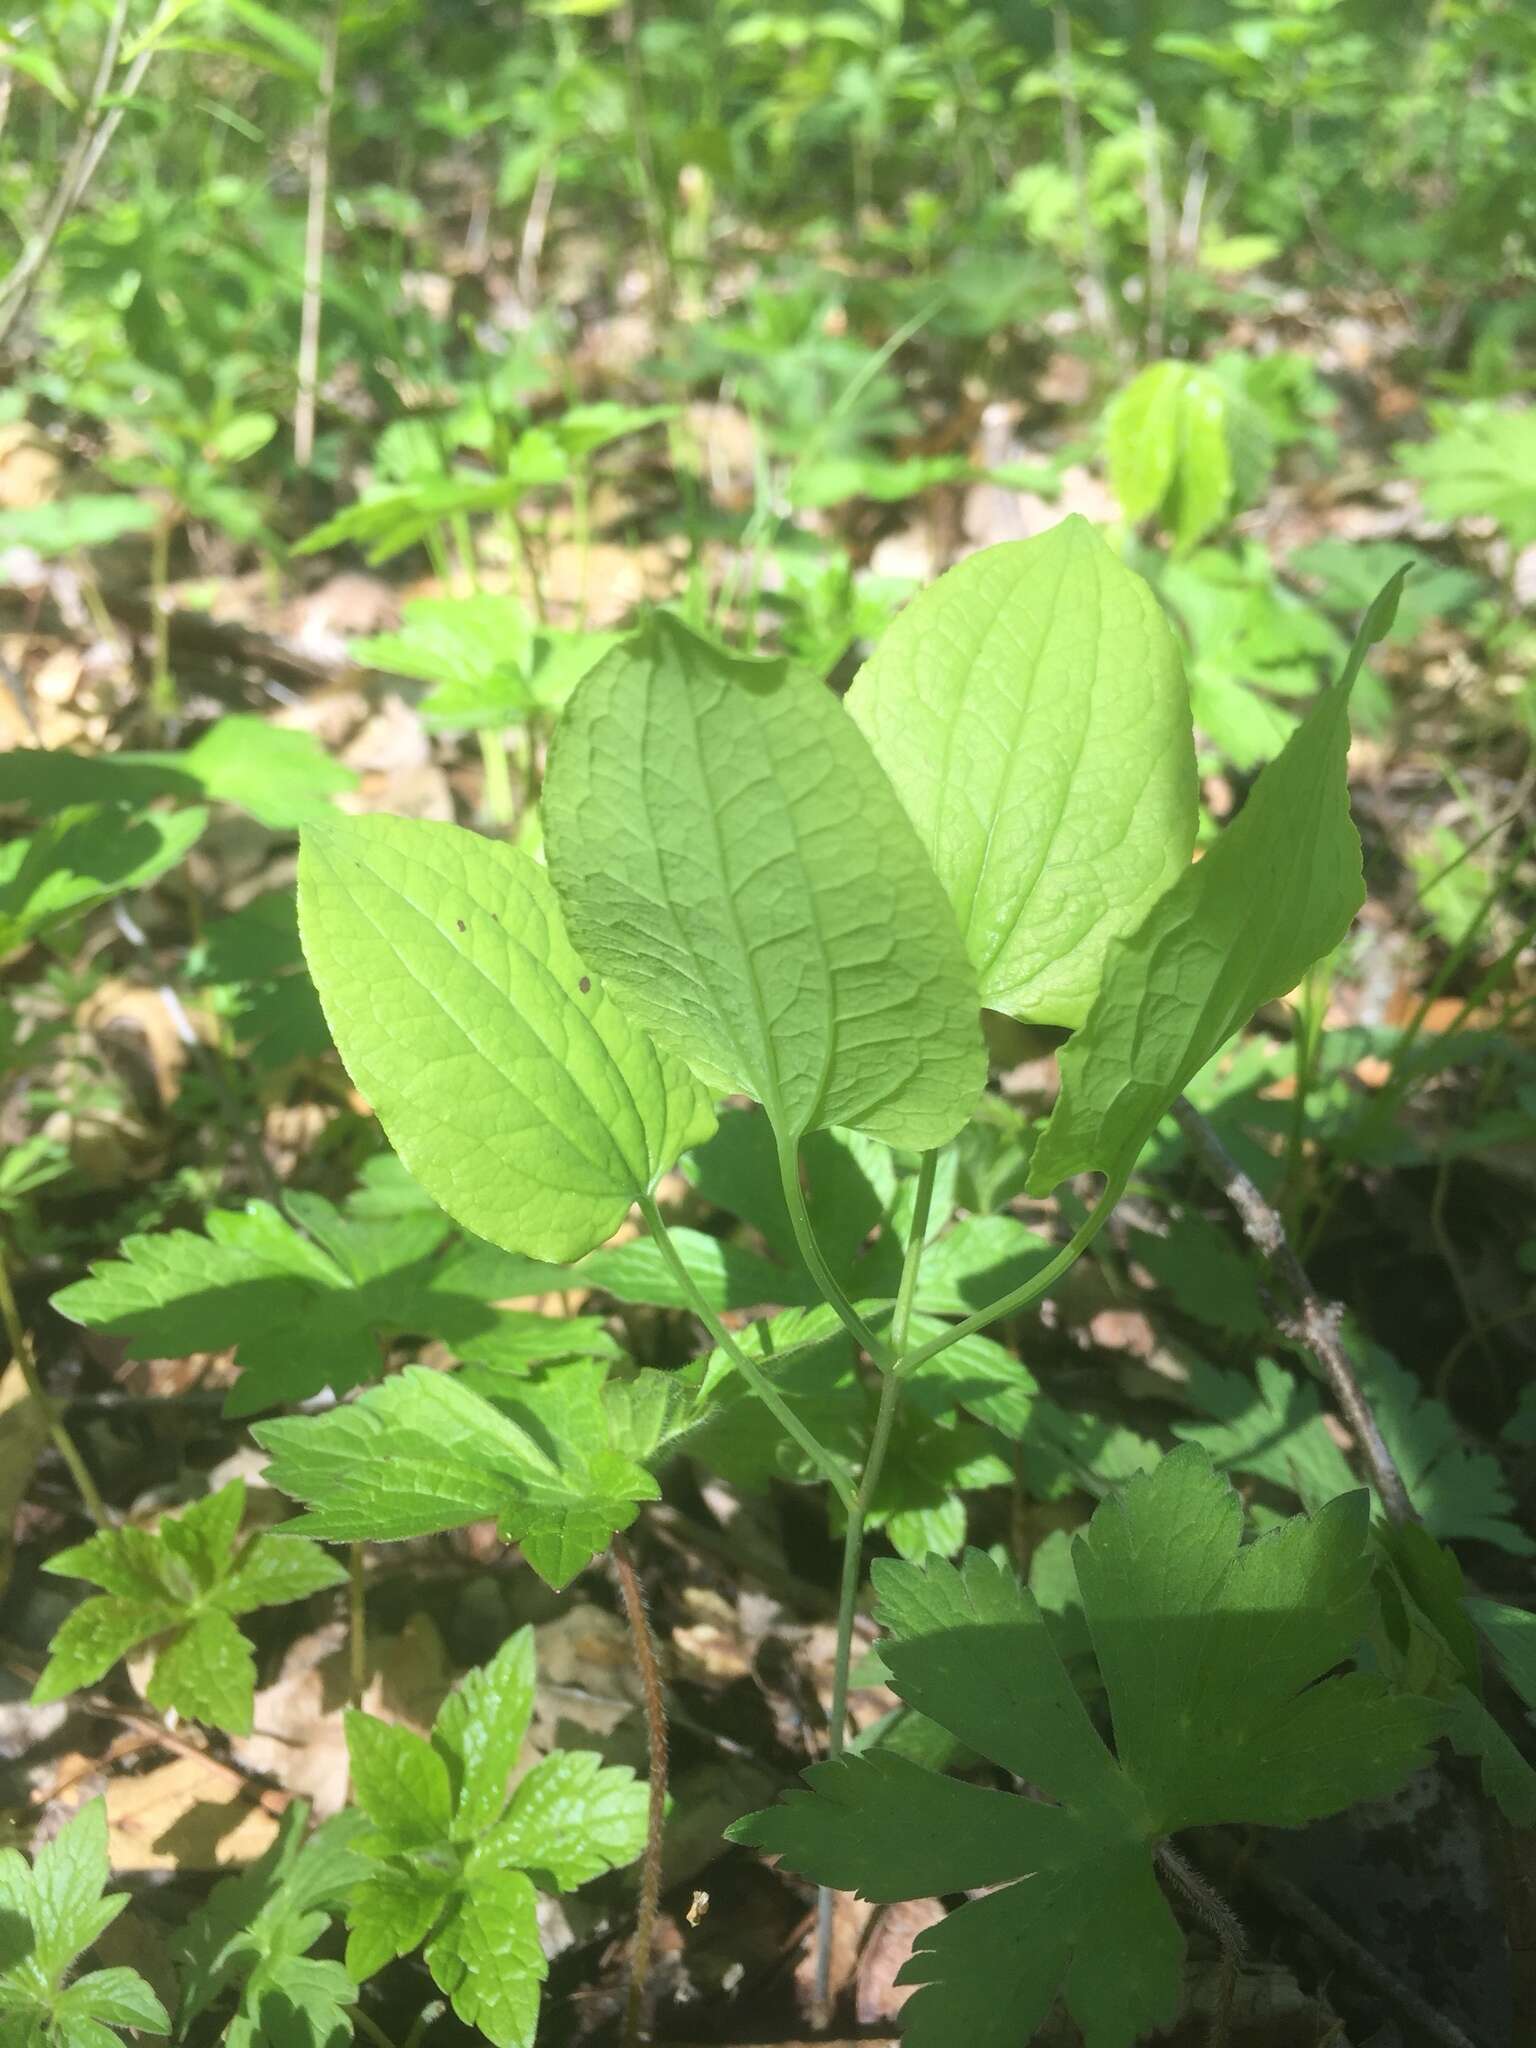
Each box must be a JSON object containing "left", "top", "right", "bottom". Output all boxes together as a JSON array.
[
  {"left": 578, "top": 976, "right": 591, "bottom": 994},
  {"left": 455, "top": 919, "right": 466, "bottom": 933}
]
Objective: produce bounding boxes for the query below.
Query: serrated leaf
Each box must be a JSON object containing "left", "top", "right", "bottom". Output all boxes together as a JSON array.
[
  {"left": 344, "top": 1866, "right": 450, "bottom": 1981},
  {"left": 298, "top": 813, "right": 716, "bottom": 1262},
  {"left": 424, "top": 1870, "right": 545, "bottom": 2048},
  {"left": 434, "top": 1627, "right": 537, "bottom": 1839},
  {"left": 474, "top": 1749, "right": 648, "bottom": 1889},
  {"left": 255, "top": 1364, "right": 657, "bottom": 1586},
  {"left": 345, "top": 1713, "right": 454, "bottom": 1848},
  {"left": 174, "top": 1803, "right": 372, "bottom": 2038},
  {"left": 32, "top": 1485, "right": 341, "bottom": 1732},
  {"left": 847, "top": 518, "right": 1196, "bottom": 1027},
  {"left": 732, "top": 1447, "right": 1441, "bottom": 2048},
  {"left": 1030, "top": 570, "right": 1408, "bottom": 1194},
  {"left": 144, "top": 1609, "right": 255, "bottom": 1732},
  {"left": 1106, "top": 362, "right": 1250, "bottom": 553},
  {"left": 543, "top": 611, "right": 984, "bottom": 1149},
  {"left": 51, "top": 1192, "right": 579, "bottom": 1413},
  {"left": 0, "top": 1801, "right": 166, "bottom": 2042},
  {"left": 1366, "top": 1347, "right": 1533, "bottom": 1555},
  {"left": 351, "top": 595, "right": 535, "bottom": 732}
]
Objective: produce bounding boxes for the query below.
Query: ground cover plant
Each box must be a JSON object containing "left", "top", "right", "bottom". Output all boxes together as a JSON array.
[{"left": 2, "top": 4, "right": 1534, "bottom": 2047}]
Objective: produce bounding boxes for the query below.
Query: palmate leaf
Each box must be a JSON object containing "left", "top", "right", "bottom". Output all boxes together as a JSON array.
[
  {"left": 731, "top": 1446, "right": 1442, "bottom": 2048},
  {"left": 342, "top": 1629, "right": 645, "bottom": 2048},
  {"left": 0, "top": 1800, "right": 169, "bottom": 2044},
  {"left": 847, "top": 518, "right": 1197, "bottom": 1028},
  {"left": 254, "top": 1362, "right": 657, "bottom": 1588},
  {"left": 1030, "top": 569, "right": 1408, "bottom": 1194},
  {"left": 172, "top": 1803, "right": 371, "bottom": 2048},
  {"left": 50, "top": 1192, "right": 596, "bottom": 1414},
  {"left": 31, "top": 1480, "right": 344, "bottom": 1735},
  {"left": 543, "top": 611, "right": 985, "bottom": 1151},
  {"left": 298, "top": 814, "right": 716, "bottom": 1262}
]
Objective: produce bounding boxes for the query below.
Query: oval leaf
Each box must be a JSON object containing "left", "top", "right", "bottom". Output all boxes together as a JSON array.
[
  {"left": 847, "top": 517, "right": 1196, "bottom": 1027},
  {"left": 1029, "top": 569, "right": 1410, "bottom": 1194},
  {"left": 543, "top": 612, "right": 984, "bottom": 1149},
  {"left": 297, "top": 814, "right": 715, "bottom": 1262}
]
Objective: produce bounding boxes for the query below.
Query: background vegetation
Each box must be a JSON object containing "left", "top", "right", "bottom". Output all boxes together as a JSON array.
[{"left": 1, "top": 3, "right": 1533, "bottom": 2045}]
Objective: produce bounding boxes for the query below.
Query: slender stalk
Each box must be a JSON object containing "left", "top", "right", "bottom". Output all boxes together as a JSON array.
[
  {"left": 1171, "top": 1096, "right": 1416, "bottom": 1524},
  {"left": 476, "top": 728, "right": 516, "bottom": 828},
  {"left": 149, "top": 513, "right": 174, "bottom": 717},
  {"left": 637, "top": 1197, "right": 855, "bottom": 1510},
  {"left": 294, "top": 0, "right": 342, "bottom": 467},
  {"left": 897, "top": 1172, "right": 1128, "bottom": 1379},
  {"left": 0, "top": 1246, "right": 108, "bottom": 1526},
  {"left": 348, "top": 1543, "right": 368, "bottom": 1707},
  {"left": 612, "top": 1533, "right": 667, "bottom": 2048},
  {"left": 813, "top": 1151, "right": 938, "bottom": 2018},
  {"left": 776, "top": 1136, "right": 893, "bottom": 1371}
]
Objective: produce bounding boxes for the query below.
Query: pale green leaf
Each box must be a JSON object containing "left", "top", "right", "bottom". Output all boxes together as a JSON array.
[
  {"left": 434, "top": 1627, "right": 537, "bottom": 1839},
  {"left": 424, "top": 1870, "right": 545, "bottom": 2048},
  {"left": 543, "top": 612, "right": 984, "bottom": 1148},
  {"left": 474, "top": 1750, "right": 647, "bottom": 1889},
  {"left": 848, "top": 518, "right": 1196, "bottom": 1026},
  {"left": 32, "top": 1598, "right": 182, "bottom": 1704},
  {"left": 0, "top": 804, "right": 207, "bottom": 953},
  {"left": 345, "top": 1712, "right": 455, "bottom": 1848},
  {"left": 1030, "top": 570, "right": 1408, "bottom": 1193},
  {"left": 144, "top": 1609, "right": 255, "bottom": 1733},
  {"left": 298, "top": 814, "right": 716, "bottom": 1262}
]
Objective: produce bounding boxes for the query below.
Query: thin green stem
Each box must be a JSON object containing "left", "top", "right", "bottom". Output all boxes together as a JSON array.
[
  {"left": 776, "top": 1136, "right": 893, "bottom": 1372},
  {"left": 896, "top": 1172, "right": 1128, "bottom": 1379},
  {"left": 814, "top": 1149, "right": 937, "bottom": 2017},
  {"left": 0, "top": 1244, "right": 109, "bottom": 1526},
  {"left": 637, "top": 1196, "right": 856, "bottom": 1511},
  {"left": 476, "top": 727, "right": 516, "bottom": 828}
]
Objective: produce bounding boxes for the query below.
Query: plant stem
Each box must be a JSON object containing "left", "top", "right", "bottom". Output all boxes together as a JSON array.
[
  {"left": 896, "top": 1172, "right": 1128, "bottom": 1379},
  {"left": 776, "top": 1136, "right": 893, "bottom": 1371},
  {"left": 294, "top": 0, "right": 342, "bottom": 467},
  {"left": 0, "top": 1246, "right": 108, "bottom": 1527},
  {"left": 813, "top": 1150, "right": 937, "bottom": 2019},
  {"left": 1170, "top": 1096, "right": 1416, "bottom": 1524},
  {"left": 612, "top": 1532, "right": 667, "bottom": 2048},
  {"left": 348, "top": 1543, "right": 367, "bottom": 1707},
  {"left": 636, "top": 1196, "right": 856, "bottom": 1510},
  {"left": 476, "top": 727, "right": 516, "bottom": 828},
  {"left": 150, "top": 515, "right": 175, "bottom": 717}
]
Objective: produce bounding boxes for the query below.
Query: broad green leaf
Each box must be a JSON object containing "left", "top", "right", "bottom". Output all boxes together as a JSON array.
[
  {"left": 255, "top": 1364, "right": 657, "bottom": 1585},
  {"left": 0, "top": 804, "right": 207, "bottom": 954},
  {"left": 1104, "top": 361, "right": 1183, "bottom": 523},
  {"left": 1029, "top": 569, "right": 1408, "bottom": 1194},
  {"left": 31, "top": 1482, "right": 343, "bottom": 1733},
  {"left": 543, "top": 611, "right": 984, "bottom": 1149},
  {"left": 434, "top": 1627, "right": 537, "bottom": 1839},
  {"left": 345, "top": 1714, "right": 455, "bottom": 1848},
  {"left": 51, "top": 1192, "right": 585, "bottom": 1413},
  {"left": 1395, "top": 404, "right": 1536, "bottom": 551},
  {"left": 731, "top": 1447, "right": 1441, "bottom": 2048},
  {"left": 298, "top": 814, "right": 715, "bottom": 1262},
  {"left": 848, "top": 519, "right": 1196, "bottom": 1026},
  {"left": 1469, "top": 1598, "right": 1536, "bottom": 1713},
  {"left": 424, "top": 1870, "right": 545, "bottom": 2048},
  {"left": 0, "top": 1801, "right": 167, "bottom": 2042}
]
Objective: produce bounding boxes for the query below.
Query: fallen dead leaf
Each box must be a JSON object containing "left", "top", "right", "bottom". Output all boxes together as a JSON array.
[
  {"left": 856, "top": 1896, "right": 945, "bottom": 2024},
  {"left": 97, "top": 1755, "right": 281, "bottom": 1870},
  {"left": 231, "top": 1610, "right": 453, "bottom": 1819}
]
